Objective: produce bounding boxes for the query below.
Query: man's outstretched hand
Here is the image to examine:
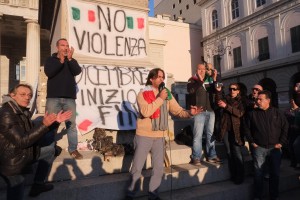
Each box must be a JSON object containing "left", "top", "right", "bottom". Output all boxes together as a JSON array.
[
  {"left": 42, "top": 110, "right": 72, "bottom": 126},
  {"left": 190, "top": 106, "right": 203, "bottom": 116},
  {"left": 56, "top": 110, "right": 72, "bottom": 123}
]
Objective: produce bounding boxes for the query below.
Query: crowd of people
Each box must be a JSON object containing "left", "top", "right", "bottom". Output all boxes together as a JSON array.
[{"left": 0, "top": 38, "right": 299, "bottom": 200}]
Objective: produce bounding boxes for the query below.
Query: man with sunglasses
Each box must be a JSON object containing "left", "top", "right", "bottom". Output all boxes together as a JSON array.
[
  {"left": 246, "top": 84, "right": 263, "bottom": 111},
  {"left": 187, "top": 63, "right": 222, "bottom": 165}
]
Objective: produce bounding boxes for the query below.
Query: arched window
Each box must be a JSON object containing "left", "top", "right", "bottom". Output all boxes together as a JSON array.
[
  {"left": 212, "top": 10, "right": 218, "bottom": 30},
  {"left": 231, "top": 0, "right": 239, "bottom": 19}
]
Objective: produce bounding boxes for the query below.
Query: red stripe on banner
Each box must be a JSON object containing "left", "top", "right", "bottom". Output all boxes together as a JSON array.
[
  {"left": 88, "top": 10, "right": 95, "bottom": 22},
  {"left": 137, "top": 18, "right": 144, "bottom": 29},
  {"left": 78, "top": 119, "right": 93, "bottom": 131}
]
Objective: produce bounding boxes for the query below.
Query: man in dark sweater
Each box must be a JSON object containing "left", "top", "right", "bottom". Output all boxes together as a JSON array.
[
  {"left": 244, "top": 90, "right": 288, "bottom": 200},
  {"left": 44, "top": 38, "right": 83, "bottom": 159}
]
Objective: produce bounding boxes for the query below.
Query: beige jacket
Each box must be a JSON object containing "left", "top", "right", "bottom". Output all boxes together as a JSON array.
[{"left": 136, "top": 90, "right": 191, "bottom": 138}]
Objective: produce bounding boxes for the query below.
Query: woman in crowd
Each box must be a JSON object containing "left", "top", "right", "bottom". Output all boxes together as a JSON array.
[{"left": 215, "top": 83, "right": 246, "bottom": 184}]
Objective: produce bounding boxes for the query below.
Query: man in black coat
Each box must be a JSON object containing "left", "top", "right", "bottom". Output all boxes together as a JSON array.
[
  {"left": 0, "top": 84, "right": 71, "bottom": 200},
  {"left": 244, "top": 90, "right": 288, "bottom": 200}
]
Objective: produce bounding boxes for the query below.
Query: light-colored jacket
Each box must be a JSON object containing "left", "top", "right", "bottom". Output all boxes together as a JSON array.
[{"left": 136, "top": 90, "right": 191, "bottom": 138}]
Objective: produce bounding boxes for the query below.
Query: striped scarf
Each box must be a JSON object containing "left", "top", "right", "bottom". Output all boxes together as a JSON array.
[{"left": 142, "top": 86, "right": 169, "bottom": 131}]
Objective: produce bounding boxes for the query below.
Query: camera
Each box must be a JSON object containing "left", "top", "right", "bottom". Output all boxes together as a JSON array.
[{"left": 215, "top": 82, "right": 223, "bottom": 88}]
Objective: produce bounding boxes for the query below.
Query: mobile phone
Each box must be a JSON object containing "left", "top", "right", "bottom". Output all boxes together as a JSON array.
[{"left": 216, "top": 82, "right": 223, "bottom": 88}]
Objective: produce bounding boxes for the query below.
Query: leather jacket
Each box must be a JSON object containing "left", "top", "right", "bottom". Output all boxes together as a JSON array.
[{"left": 0, "top": 100, "right": 49, "bottom": 176}]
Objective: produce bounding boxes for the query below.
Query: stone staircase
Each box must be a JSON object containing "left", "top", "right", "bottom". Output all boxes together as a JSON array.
[{"left": 0, "top": 135, "right": 299, "bottom": 200}]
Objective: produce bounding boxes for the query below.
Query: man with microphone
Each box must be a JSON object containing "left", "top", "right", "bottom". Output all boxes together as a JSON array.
[{"left": 125, "top": 68, "right": 202, "bottom": 200}]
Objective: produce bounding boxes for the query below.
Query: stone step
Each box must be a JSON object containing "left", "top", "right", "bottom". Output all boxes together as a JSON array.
[
  {"left": 0, "top": 140, "right": 251, "bottom": 189},
  {"left": 48, "top": 140, "right": 247, "bottom": 182},
  {"left": 1, "top": 159, "right": 297, "bottom": 200},
  {"left": 0, "top": 159, "right": 231, "bottom": 200},
  {"left": 135, "top": 160, "right": 300, "bottom": 200}
]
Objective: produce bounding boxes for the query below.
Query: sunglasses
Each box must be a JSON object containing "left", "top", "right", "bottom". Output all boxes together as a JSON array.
[
  {"left": 229, "top": 88, "right": 238, "bottom": 91},
  {"left": 252, "top": 88, "right": 261, "bottom": 92}
]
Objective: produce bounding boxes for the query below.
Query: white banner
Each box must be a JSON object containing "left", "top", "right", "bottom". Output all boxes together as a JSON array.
[
  {"left": 67, "top": 0, "right": 148, "bottom": 60},
  {"left": 76, "top": 65, "right": 151, "bottom": 134}
]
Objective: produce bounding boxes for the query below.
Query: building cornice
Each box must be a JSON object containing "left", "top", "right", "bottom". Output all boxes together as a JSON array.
[
  {"left": 149, "top": 39, "right": 167, "bottom": 45},
  {"left": 0, "top": 4, "right": 38, "bottom": 20},
  {"left": 203, "top": 0, "right": 298, "bottom": 44},
  {"left": 222, "top": 52, "right": 300, "bottom": 79}
]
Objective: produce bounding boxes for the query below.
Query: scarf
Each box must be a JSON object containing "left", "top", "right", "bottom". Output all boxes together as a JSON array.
[{"left": 142, "top": 86, "right": 171, "bottom": 131}]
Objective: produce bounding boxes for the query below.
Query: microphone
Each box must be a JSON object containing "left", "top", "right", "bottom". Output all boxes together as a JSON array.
[{"left": 159, "top": 82, "right": 165, "bottom": 92}]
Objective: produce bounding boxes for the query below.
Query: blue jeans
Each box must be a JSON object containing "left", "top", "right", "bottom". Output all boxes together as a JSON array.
[
  {"left": 46, "top": 98, "right": 78, "bottom": 152},
  {"left": 191, "top": 111, "right": 217, "bottom": 160},
  {"left": 34, "top": 142, "right": 55, "bottom": 184},
  {"left": 223, "top": 131, "right": 244, "bottom": 183},
  {"left": 253, "top": 146, "right": 282, "bottom": 199}
]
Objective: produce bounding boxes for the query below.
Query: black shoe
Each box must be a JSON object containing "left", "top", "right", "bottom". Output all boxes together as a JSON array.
[
  {"left": 190, "top": 158, "right": 201, "bottom": 166},
  {"left": 207, "top": 157, "right": 223, "bottom": 164},
  {"left": 29, "top": 183, "right": 54, "bottom": 197}
]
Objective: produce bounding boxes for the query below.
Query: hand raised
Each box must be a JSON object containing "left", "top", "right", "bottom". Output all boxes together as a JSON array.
[
  {"left": 42, "top": 112, "right": 57, "bottom": 127},
  {"left": 218, "top": 100, "right": 227, "bottom": 108},
  {"left": 190, "top": 106, "right": 203, "bottom": 116},
  {"left": 56, "top": 110, "right": 72, "bottom": 123},
  {"left": 67, "top": 47, "right": 74, "bottom": 60}
]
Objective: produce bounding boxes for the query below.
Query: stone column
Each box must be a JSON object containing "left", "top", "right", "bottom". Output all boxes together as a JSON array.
[
  {"left": 0, "top": 12, "right": 2, "bottom": 55},
  {"left": 25, "top": 19, "right": 40, "bottom": 88}
]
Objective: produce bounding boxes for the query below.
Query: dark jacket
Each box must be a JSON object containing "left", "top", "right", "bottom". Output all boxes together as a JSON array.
[
  {"left": 0, "top": 100, "right": 49, "bottom": 176},
  {"left": 44, "top": 53, "right": 82, "bottom": 99},
  {"left": 187, "top": 74, "right": 215, "bottom": 111},
  {"left": 284, "top": 107, "right": 300, "bottom": 136},
  {"left": 244, "top": 94, "right": 256, "bottom": 112},
  {"left": 216, "top": 92, "right": 245, "bottom": 145},
  {"left": 243, "top": 107, "right": 288, "bottom": 148}
]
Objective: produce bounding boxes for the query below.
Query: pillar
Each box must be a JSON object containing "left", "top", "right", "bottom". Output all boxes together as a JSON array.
[{"left": 25, "top": 19, "right": 40, "bottom": 88}]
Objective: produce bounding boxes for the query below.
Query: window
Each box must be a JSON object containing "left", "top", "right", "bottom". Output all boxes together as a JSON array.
[
  {"left": 186, "top": 5, "right": 189, "bottom": 10},
  {"left": 233, "top": 47, "right": 242, "bottom": 67},
  {"left": 180, "top": 10, "right": 182, "bottom": 15},
  {"left": 256, "top": 0, "right": 266, "bottom": 7},
  {"left": 213, "top": 55, "right": 221, "bottom": 72},
  {"left": 173, "top": 15, "right": 176, "bottom": 20},
  {"left": 172, "top": 4, "right": 175, "bottom": 9},
  {"left": 258, "top": 37, "right": 270, "bottom": 61},
  {"left": 16, "top": 64, "right": 20, "bottom": 80},
  {"left": 231, "top": 0, "right": 239, "bottom": 19},
  {"left": 194, "top": 0, "right": 197, "bottom": 4},
  {"left": 290, "top": 25, "right": 300, "bottom": 53},
  {"left": 212, "top": 10, "right": 218, "bottom": 30},
  {"left": 179, "top": 0, "right": 182, "bottom": 3}
]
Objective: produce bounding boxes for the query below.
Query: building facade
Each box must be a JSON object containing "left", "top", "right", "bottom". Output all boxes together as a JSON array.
[{"left": 156, "top": 0, "right": 300, "bottom": 108}]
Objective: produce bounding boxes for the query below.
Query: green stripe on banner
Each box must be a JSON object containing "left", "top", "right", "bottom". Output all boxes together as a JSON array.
[
  {"left": 126, "top": 16, "right": 133, "bottom": 29},
  {"left": 72, "top": 7, "right": 80, "bottom": 20}
]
